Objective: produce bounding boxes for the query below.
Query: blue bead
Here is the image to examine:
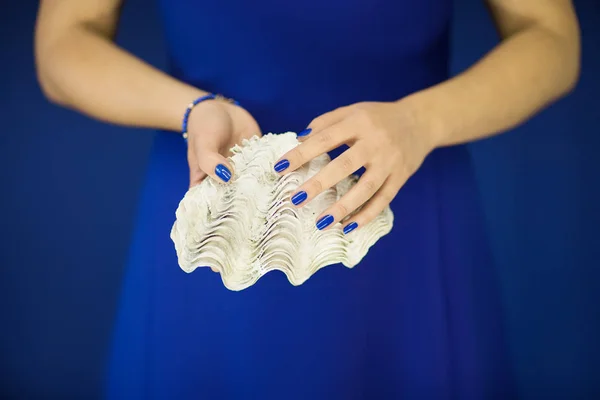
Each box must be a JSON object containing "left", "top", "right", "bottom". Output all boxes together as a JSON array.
[{"left": 181, "top": 93, "right": 240, "bottom": 143}]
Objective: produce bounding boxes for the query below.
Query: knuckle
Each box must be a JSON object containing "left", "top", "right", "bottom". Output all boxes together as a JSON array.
[
  {"left": 354, "top": 102, "right": 370, "bottom": 112},
  {"left": 335, "top": 105, "right": 350, "bottom": 114},
  {"left": 317, "top": 130, "right": 333, "bottom": 145},
  {"left": 309, "top": 178, "right": 324, "bottom": 194},
  {"left": 336, "top": 202, "right": 350, "bottom": 218},
  {"left": 291, "top": 146, "right": 305, "bottom": 163},
  {"left": 341, "top": 154, "right": 355, "bottom": 172},
  {"left": 309, "top": 116, "right": 325, "bottom": 131},
  {"left": 361, "top": 142, "right": 377, "bottom": 160},
  {"left": 355, "top": 109, "right": 372, "bottom": 125},
  {"left": 361, "top": 178, "right": 378, "bottom": 194},
  {"left": 371, "top": 129, "right": 389, "bottom": 148}
]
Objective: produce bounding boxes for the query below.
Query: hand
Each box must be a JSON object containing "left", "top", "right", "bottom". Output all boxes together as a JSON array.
[
  {"left": 186, "top": 99, "right": 261, "bottom": 187},
  {"left": 274, "top": 99, "right": 436, "bottom": 234}
]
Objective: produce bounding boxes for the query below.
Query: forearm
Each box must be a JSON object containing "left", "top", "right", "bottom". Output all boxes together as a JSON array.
[
  {"left": 36, "top": 25, "right": 205, "bottom": 132},
  {"left": 412, "top": 21, "right": 580, "bottom": 148}
]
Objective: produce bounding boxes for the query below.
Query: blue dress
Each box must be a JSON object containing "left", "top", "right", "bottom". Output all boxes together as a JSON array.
[{"left": 106, "top": 1, "right": 515, "bottom": 398}]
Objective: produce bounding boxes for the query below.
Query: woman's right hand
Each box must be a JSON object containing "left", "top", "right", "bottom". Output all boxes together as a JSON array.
[{"left": 185, "top": 99, "right": 261, "bottom": 187}]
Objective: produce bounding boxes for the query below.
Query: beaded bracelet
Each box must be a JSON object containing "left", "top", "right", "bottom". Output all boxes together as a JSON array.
[{"left": 181, "top": 93, "right": 240, "bottom": 142}]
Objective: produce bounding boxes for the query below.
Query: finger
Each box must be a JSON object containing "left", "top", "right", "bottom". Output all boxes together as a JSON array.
[
  {"left": 313, "top": 169, "right": 386, "bottom": 230},
  {"left": 274, "top": 122, "right": 350, "bottom": 175},
  {"left": 189, "top": 168, "right": 207, "bottom": 188},
  {"left": 341, "top": 176, "right": 404, "bottom": 235},
  {"left": 188, "top": 145, "right": 208, "bottom": 187},
  {"left": 195, "top": 143, "right": 235, "bottom": 184},
  {"left": 296, "top": 106, "right": 351, "bottom": 141},
  {"left": 289, "top": 144, "right": 368, "bottom": 207}
]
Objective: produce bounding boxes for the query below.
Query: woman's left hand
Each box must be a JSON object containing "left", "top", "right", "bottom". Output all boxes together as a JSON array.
[{"left": 274, "top": 99, "right": 438, "bottom": 234}]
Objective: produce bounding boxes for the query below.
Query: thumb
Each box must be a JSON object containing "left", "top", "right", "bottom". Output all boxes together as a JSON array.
[
  {"left": 187, "top": 143, "right": 206, "bottom": 188},
  {"left": 195, "top": 145, "right": 235, "bottom": 184},
  {"left": 189, "top": 167, "right": 207, "bottom": 189}
]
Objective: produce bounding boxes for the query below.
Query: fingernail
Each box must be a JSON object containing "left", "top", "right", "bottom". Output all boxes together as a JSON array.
[
  {"left": 215, "top": 164, "right": 232, "bottom": 183},
  {"left": 274, "top": 159, "right": 290, "bottom": 173},
  {"left": 297, "top": 128, "right": 312, "bottom": 137},
  {"left": 343, "top": 222, "right": 358, "bottom": 235},
  {"left": 291, "top": 191, "right": 307, "bottom": 205},
  {"left": 316, "top": 214, "right": 334, "bottom": 230}
]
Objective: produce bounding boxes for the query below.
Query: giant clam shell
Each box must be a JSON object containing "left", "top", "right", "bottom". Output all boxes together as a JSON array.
[{"left": 170, "top": 132, "right": 394, "bottom": 291}]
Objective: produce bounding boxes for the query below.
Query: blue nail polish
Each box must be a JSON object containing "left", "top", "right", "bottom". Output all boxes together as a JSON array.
[
  {"left": 274, "top": 159, "right": 290, "bottom": 173},
  {"left": 297, "top": 128, "right": 312, "bottom": 137},
  {"left": 291, "top": 191, "right": 307, "bottom": 205},
  {"left": 215, "top": 164, "right": 232, "bottom": 182},
  {"left": 343, "top": 222, "right": 358, "bottom": 235},
  {"left": 316, "top": 215, "right": 334, "bottom": 230}
]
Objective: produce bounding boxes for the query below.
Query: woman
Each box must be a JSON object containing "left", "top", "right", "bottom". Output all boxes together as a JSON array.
[{"left": 34, "top": 0, "right": 580, "bottom": 399}]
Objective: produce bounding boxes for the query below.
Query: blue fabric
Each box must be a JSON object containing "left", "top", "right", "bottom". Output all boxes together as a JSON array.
[{"left": 105, "top": 1, "right": 515, "bottom": 398}]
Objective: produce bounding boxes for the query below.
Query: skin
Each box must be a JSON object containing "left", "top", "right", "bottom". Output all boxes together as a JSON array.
[
  {"left": 35, "top": 0, "right": 580, "bottom": 236},
  {"left": 34, "top": 0, "right": 260, "bottom": 187},
  {"left": 275, "top": 0, "right": 581, "bottom": 233}
]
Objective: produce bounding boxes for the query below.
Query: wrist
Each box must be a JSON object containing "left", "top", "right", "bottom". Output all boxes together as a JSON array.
[
  {"left": 182, "top": 94, "right": 238, "bottom": 141},
  {"left": 394, "top": 90, "right": 449, "bottom": 151}
]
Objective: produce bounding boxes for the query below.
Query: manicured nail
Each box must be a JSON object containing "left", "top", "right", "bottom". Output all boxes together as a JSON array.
[
  {"left": 215, "top": 164, "right": 232, "bottom": 183},
  {"left": 316, "top": 215, "right": 334, "bottom": 230},
  {"left": 297, "top": 128, "right": 312, "bottom": 137},
  {"left": 274, "top": 159, "right": 290, "bottom": 173},
  {"left": 343, "top": 222, "right": 358, "bottom": 235},
  {"left": 291, "top": 191, "right": 307, "bottom": 205}
]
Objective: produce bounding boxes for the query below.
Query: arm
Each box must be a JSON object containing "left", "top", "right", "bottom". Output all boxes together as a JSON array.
[
  {"left": 273, "top": 0, "right": 581, "bottom": 232},
  {"left": 413, "top": 0, "right": 581, "bottom": 148},
  {"left": 34, "top": 0, "right": 207, "bottom": 132}
]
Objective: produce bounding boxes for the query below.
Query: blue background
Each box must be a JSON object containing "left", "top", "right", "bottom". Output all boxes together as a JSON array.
[{"left": 1, "top": 0, "right": 598, "bottom": 398}]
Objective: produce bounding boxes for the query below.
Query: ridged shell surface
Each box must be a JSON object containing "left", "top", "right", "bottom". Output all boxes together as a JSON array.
[{"left": 170, "top": 132, "right": 394, "bottom": 291}]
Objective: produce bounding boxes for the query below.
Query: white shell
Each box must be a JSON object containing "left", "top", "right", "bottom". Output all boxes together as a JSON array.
[{"left": 170, "top": 132, "right": 394, "bottom": 291}]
